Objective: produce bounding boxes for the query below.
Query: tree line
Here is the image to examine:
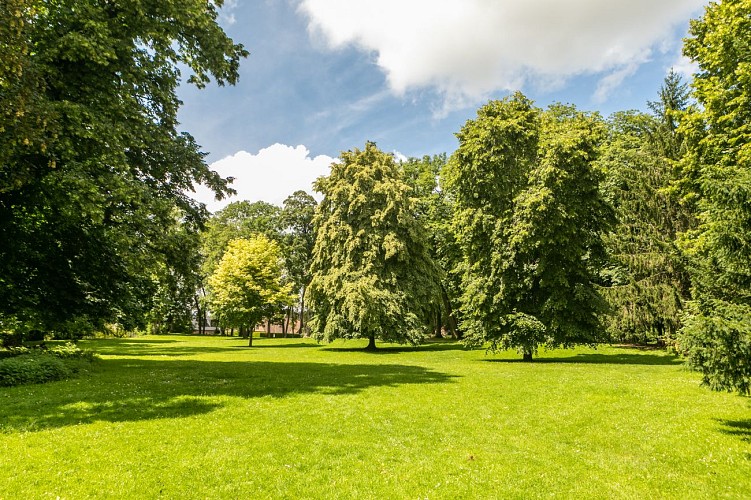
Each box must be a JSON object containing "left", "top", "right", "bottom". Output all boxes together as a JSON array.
[{"left": 1, "top": 0, "right": 750, "bottom": 393}]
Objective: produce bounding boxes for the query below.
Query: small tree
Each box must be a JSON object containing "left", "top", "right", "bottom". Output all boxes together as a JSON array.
[
  {"left": 308, "top": 142, "right": 441, "bottom": 350},
  {"left": 208, "top": 236, "right": 294, "bottom": 346}
]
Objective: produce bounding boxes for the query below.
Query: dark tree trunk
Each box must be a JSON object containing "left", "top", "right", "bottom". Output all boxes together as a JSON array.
[
  {"left": 364, "top": 335, "right": 377, "bottom": 351},
  {"left": 440, "top": 283, "right": 460, "bottom": 339},
  {"left": 266, "top": 320, "right": 271, "bottom": 336},
  {"left": 523, "top": 350, "right": 533, "bottom": 362},
  {"left": 284, "top": 308, "right": 291, "bottom": 337},
  {"left": 248, "top": 330, "right": 253, "bottom": 347},
  {"left": 434, "top": 307, "right": 443, "bottom": 338}
]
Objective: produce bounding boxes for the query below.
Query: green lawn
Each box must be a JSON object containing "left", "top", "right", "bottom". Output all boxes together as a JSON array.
[{"left": 1, "top": 335, "right": 749, "bottom": 498}]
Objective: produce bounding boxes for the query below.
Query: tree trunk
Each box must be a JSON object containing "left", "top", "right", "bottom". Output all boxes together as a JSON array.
[
  {"left": 283, "top": 308, "right": 290, "bottom": 337},
  {"left": 266, "top": 320, "right": 271, "bottom": 336},
  {"left": 297, "top": 285, "right": 307, "bottom": 335},
  {"left": 434, "top": 307, "right": 443, "bottom": 338},
  {"left": 523, "top": 349, "right": 533, "bottom": 362},
  {"left": 440, "top": 283, "right": 460, "bottom": 339},
  {"left": 248, "top": 326, "right": 253, "bottom": 347},
  {"left": 364, "top": 335, "right": 377, "bottom": 351}
]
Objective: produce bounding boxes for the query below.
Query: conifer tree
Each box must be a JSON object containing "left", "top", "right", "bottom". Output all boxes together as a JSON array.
[{"left": 677, "top": 0, "right": 751, "bottom": 394}]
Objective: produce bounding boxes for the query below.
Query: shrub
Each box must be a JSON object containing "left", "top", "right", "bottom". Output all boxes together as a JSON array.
[
  {"left": 0, "top": 353, "right": 71, "bottom": 387},
  {"left": 0, "top": 344, "right": 96, "bottom": 387}
]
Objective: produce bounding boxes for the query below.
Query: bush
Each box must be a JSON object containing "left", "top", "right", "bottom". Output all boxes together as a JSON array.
[
  {"left": 0, "top": 344, "right": 96, "bottom": 387},
  {"left": 0, "top": 346, "right": 31, "bottom": 360},
  {"left": 48, "top": 342, "right": 96, "bottom": 361},
  {"left": 0, "top": 353, "right": 71, "bottom": 387}
]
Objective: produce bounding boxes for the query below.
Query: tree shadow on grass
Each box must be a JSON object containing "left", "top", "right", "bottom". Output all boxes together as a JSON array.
[
  {"left": 484, "top": 352, "right": 682, "bottom": 366},
  {"left": 322, "top": 341, "right": 468, "bottom": 354},
  {"left": 0, "top": 358, "right": 457, "bottom": 433},
  {"left": 717, "top": 419, "right": 751, "bottom": 442}
]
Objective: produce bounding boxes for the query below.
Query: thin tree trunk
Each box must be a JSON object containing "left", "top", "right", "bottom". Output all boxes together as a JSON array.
[
  {"left": 248, "top": 326, "right": 253, "bottom": 347},
  {"left": 523, "top": 349, "right": 533, "bottom": 362},
  {"left": 440, "top": 283, "right": 460, "bottom": 339},
  {"left": 284, "top": 308, "right": 291, "bottom": 337},
  {"left": 365, "top": 335, "right": 377, "bottom": 351},
  {"left": 297, "top": 285, "right": 307, "bottom": 335},
  {"left": 266, "top": 320, "right": 271, "bottom": 336},
  {"left": 434, "top": 307, "right": 443, "bottom": 338}
]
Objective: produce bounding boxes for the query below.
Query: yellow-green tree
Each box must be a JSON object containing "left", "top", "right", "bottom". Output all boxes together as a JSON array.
[{"left": 208, "top": 236, "right": 294, "bottom": 346}]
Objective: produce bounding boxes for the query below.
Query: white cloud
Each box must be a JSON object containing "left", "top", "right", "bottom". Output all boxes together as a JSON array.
[
  {"left": 671, "top": 55, "right": 699, "bottom": 79},
  {"left": 191, "top": 144, "right": 335, "bottom": 212},
  {"left": 298, "top": 0, "right": 706, "bottom": 108}
]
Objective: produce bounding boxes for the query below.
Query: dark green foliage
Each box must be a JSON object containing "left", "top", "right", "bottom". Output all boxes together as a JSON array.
[
  {"left": 308, "top": 142, "right": 442, "bottom": 348},
  {"left": 401, "top": 154, "right": 462, "bottom": 338},
  {"left": 0, "top": 354, "right": 71, "bottom": 386},
  {"left": 676, "top": 0, "right": 751, "bottom": 394},
  {"left": 0, "top": 0, "right": 246, "bottom": 333},
  {"left": 598, "top": 103, "right": 692, "bottom": 344},
  {"left": 0, "top": 343, "right": 94, "bottom": 386},
  {"left": 446, "top": 96, "right": 612, "bottom": 359}
]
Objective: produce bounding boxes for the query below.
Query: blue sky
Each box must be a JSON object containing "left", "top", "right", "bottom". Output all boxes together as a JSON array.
[{"left": 181, "top": 0, "right": 707, "bottom": 210}]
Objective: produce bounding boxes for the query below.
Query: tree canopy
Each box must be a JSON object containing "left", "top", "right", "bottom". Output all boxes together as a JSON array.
[
  {"left": 0, "top": 0, "right": 247, "bottom": 334},
  {"left": 207, "top": 236, "right": 294, "bottom": 346},
  {"left": 445, "top": 95, "right": 612, "bottom": 360},
  {"left": 677, "top": 0, "right": 751, "bottom": 394},
  {"left": 308, "top": 142, "right": 441, "bottom": 349}
]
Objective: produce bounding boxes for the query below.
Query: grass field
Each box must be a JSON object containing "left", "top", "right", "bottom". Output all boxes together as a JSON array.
[{"left": 1, "top": 335, "right": 749, "bottom": 498}]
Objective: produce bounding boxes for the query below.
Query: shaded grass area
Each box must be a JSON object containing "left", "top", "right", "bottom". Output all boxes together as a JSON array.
[{"left": 1, "top": 336, "right": 750, "bottom": 498}]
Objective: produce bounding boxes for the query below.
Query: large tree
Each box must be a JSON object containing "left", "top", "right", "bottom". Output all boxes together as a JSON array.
[
  {"left": 208, "top": 236, "right": 294, "bottom": 347},
  {"left": 308, "top": 142, "right": 441, "bottom": 350},
  {"left": 677, "top": 0, "right": 751, "bottom": 394},
  {"left": 0, "top": 0, "right": 246, "bottom": 334},
  {"left": 598, "top": 73, "right": 693, "bottom": 345},
  {"left": 445, "top": 95, "right": 612, "bottom": 360}
]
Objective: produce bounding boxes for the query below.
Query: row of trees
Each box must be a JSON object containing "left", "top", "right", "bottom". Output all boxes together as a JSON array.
[{"left": 2, "top": 1, "right": 749, "bottom": 394}]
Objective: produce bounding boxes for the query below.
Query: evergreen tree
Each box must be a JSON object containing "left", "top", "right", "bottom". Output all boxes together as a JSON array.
[
  {"left": 677, "top": 0, "right": 751, "bottom": 394},
  {"left": 599, "top": 77, "right": 693, "bottom": 344},
  {"left": 308, "top": 142, "right": 441, "bottom": 350}
]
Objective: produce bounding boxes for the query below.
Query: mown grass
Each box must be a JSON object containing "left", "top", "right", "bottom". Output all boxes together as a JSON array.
[{"left": 0, "top": 335, "right": 749, "bottom": 498}]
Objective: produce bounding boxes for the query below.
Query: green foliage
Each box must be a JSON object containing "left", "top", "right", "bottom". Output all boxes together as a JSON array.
[
  {"left": 281, "top": 191, "right": 318, "bottom": 333},
  {"left": 0, "top": 0, "right": 246, "bottom": 333},
  {"left": 308, "top": 142, "right": 441, "bottom": 348},
  {"left": 201, "top": 201, "right": 283, "bottom": 277},
  {"left": 0, "top": 353, "right": 71, "bottom": 387},
  {"left": 0, "top": 343, "right": 93, "bottom": 386},
  {"left": 207, "top": 236, "right": 294, "bottom": 341},
  {"left": 677, "top": 0, "right": 751, "bottom": 393},
  {"left": 401, "top": 154, "right": 462, "bottom": 337},
  {"left": 446, "top": 96, "right": 612, "bottom": 358},
  {"left": 599, "top": 103, "right": 692, "bottom": 344}
]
